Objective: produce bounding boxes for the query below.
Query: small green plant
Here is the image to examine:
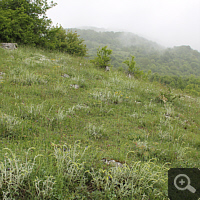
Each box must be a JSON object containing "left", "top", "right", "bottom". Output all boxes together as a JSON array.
[
  {"left": 123, "top": 55, "right": 144, "bottom": 78},
  {"left": 90, "top": 46, "right": 112, "bottom": 68}
]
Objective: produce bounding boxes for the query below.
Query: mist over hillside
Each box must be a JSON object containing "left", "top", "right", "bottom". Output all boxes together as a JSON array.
[
  {"left": 70, "top": 27, "right": 163, "bottom": 51},
  {"left": 67, "top": 27, "right": 200, "bottom": 78}
]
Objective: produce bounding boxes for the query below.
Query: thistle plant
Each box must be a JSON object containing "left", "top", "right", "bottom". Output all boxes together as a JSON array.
[
  {"left": 86, "top": 123, "right": 105, "bottom": 139},
  {"left": 25, "top": 101, "right": 45, "bottom": 120},
  {"left": 10, "top": 70, "right": 47, "bottom": 86},
  {"left": 0, "top": 113, "right": 22, "bottom": 135},
  {"left": 67, "top": 104, "right": 89, "bottom": 115},
  {"left": 0, "top": 148, "right": 42, "bottom": 199},
  {"left": 172, "top": 142, "right": 190, "bottom": 161},
  {"left": 56, "top": 104, "right": 89, "bottom": 121},
  {"left": 128, "top": 111, "right": 142, "bottom": 119},
  {"left": 52, "top": 142, "right": 87, "bottom": 187},
  {"left": 54, "top": 84, "right": 67, "bottom": 94},
  {"left": 90, "top": 90, "right": 123, "bottom": 104},
  {"left": 34, "top": 175, "right": 56, "bottom": 198},
  {"left": 89, "top": 159, "right": 169, "bottom": 199},
  {"left": 164, "top": 103, "right": 174, "bottom": 117}
]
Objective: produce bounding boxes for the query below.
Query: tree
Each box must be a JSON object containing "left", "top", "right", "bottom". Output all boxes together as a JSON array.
[
  {"left": 0, "top": 0, "right": 56, "bottom": 46},
  {"left": 45, "top": 27, "right": 87, "bottom": 56},
  {"left": 64, "top": 30, "right": 87, "bottom": 56},
  {"left": 123, "top": 55, "right": 136, "bottom": 74},
  {"left": 0, "top": 0, "right": 87, "bottom": 56},
  {"left": 123, "top": 55, "right": 144, "bottom": 78},
  {"left": 90, "top": 46, "right": 112, "bottom": 68}
]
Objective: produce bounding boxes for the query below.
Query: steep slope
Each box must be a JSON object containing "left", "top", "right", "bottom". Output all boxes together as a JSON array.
[{"left": 0, "top": 46, "right": 200, "bottom": 199}]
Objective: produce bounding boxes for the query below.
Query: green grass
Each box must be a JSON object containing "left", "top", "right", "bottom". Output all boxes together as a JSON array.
[{"left": 0, "top": 46, "right": 200, "bottom": 199}]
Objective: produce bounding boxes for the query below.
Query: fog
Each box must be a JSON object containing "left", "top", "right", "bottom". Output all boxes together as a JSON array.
[{"left": 47, "top": 0, "right": 200, "bottom": 51}]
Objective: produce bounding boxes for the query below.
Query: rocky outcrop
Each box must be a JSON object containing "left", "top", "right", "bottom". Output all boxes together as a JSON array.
[{"left": 1, "top": 43, "right": 18, "bottom": 50}]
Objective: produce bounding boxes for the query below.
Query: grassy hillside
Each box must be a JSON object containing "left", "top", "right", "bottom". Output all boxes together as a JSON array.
[{"left": 0, "top": 46, "right": 200, "bottom": 199}]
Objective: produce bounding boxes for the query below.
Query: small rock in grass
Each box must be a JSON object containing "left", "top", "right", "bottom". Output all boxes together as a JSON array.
[
  {"left": 105, "top": 66, "right": 110, "bottom": 71},
  {"left": 70, "top": 84, "right": 79, "bottom": 89},
  {"left": 101, "top": 158, "right": 124, "bottom": 167},
  {"left": 61, "top": 74, "right": 70, "bottom": 78},
  {"left": 1, "top": 43, "right": 17, "bottom": 50}
]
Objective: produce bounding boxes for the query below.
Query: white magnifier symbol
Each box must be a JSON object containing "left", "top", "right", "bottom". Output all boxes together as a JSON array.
[{"left": 174, "top": 174, "right": 196, "bottom": 193}]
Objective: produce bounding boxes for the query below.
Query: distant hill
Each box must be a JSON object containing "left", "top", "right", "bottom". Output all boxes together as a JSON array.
[{"left": 67, "top": 28, "right": 200, "bottom": 77}]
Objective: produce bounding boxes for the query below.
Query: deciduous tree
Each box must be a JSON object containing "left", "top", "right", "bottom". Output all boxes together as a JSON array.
[{"left": 0, "top": 0, "right": 56, "bottom": 46}]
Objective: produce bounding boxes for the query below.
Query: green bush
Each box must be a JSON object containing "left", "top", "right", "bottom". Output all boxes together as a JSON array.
[
  {"left": 0, "top": 0, "right": 87, "bottom": 56},
  {"left": 0, "top": 0, "right": 56, "bottom": 46},
  {"left": 123, "top": 55, "right": 144, "bottom": 78},
  {"left": 90, "top": 46, "right": 112, "bottom": 68},
  {"left": 45, "top": 27, "right": 87, "bottom": 56},
  {"left": 64, "top": 30, "right": 87, "bottom": 56}
]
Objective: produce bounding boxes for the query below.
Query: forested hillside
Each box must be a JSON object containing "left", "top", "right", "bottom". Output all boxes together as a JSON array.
[
  {"left": 69, "top": 28, "right": 200, "bottom": 96},
  {"left": 71, "top": 28, "right": 200, "bottom": 77}
]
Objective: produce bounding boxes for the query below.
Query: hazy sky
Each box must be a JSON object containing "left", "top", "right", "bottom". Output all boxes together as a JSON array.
[{"left": 47, "top": 0, "right": 200, "bottom": 51}]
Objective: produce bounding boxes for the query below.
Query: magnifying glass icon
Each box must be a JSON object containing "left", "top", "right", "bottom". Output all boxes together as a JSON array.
[{"left": 174, "top": 174, "right": 196, "bottom": 193}]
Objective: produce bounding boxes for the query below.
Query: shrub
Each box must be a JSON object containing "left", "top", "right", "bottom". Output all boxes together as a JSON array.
[
  {"left": 123, "top": 55, "right": 144, "bottom": 78},
  {"left": 90, "top": 46, "right": 112, "bottom": 68},
  {"left": 46, "top": 27, "right": 87, "bottom": 56}
]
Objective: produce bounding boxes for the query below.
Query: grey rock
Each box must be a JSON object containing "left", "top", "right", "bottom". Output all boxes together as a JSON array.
[
  {"left": 105, "top": 66, "right": 110, "bottom": 71},
  {"left": 70, "top": 84, "right": 79, "bottom": 89},
  {"left": 62, "top": 74, "right": 70, "bottom": 78},
  {"left": 101, "top": 158, "right": 124, "bottom": 167},
  {"left": 1, "top": 43, "right": 17, "bottom": 50}
]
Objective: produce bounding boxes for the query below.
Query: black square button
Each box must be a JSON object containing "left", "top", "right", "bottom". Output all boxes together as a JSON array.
[{"left": 168, "top": 168, "right": 200, "bottom": 200}]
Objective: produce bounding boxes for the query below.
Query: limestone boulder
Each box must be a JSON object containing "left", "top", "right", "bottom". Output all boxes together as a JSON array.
[{"left": 1, "top": 43, "right": 18, "bottom": 50}]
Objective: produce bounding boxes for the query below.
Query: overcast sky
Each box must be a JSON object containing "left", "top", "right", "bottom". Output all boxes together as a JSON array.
[{"left": 47, "top": 0, "right": 200, "bottom": 51}]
